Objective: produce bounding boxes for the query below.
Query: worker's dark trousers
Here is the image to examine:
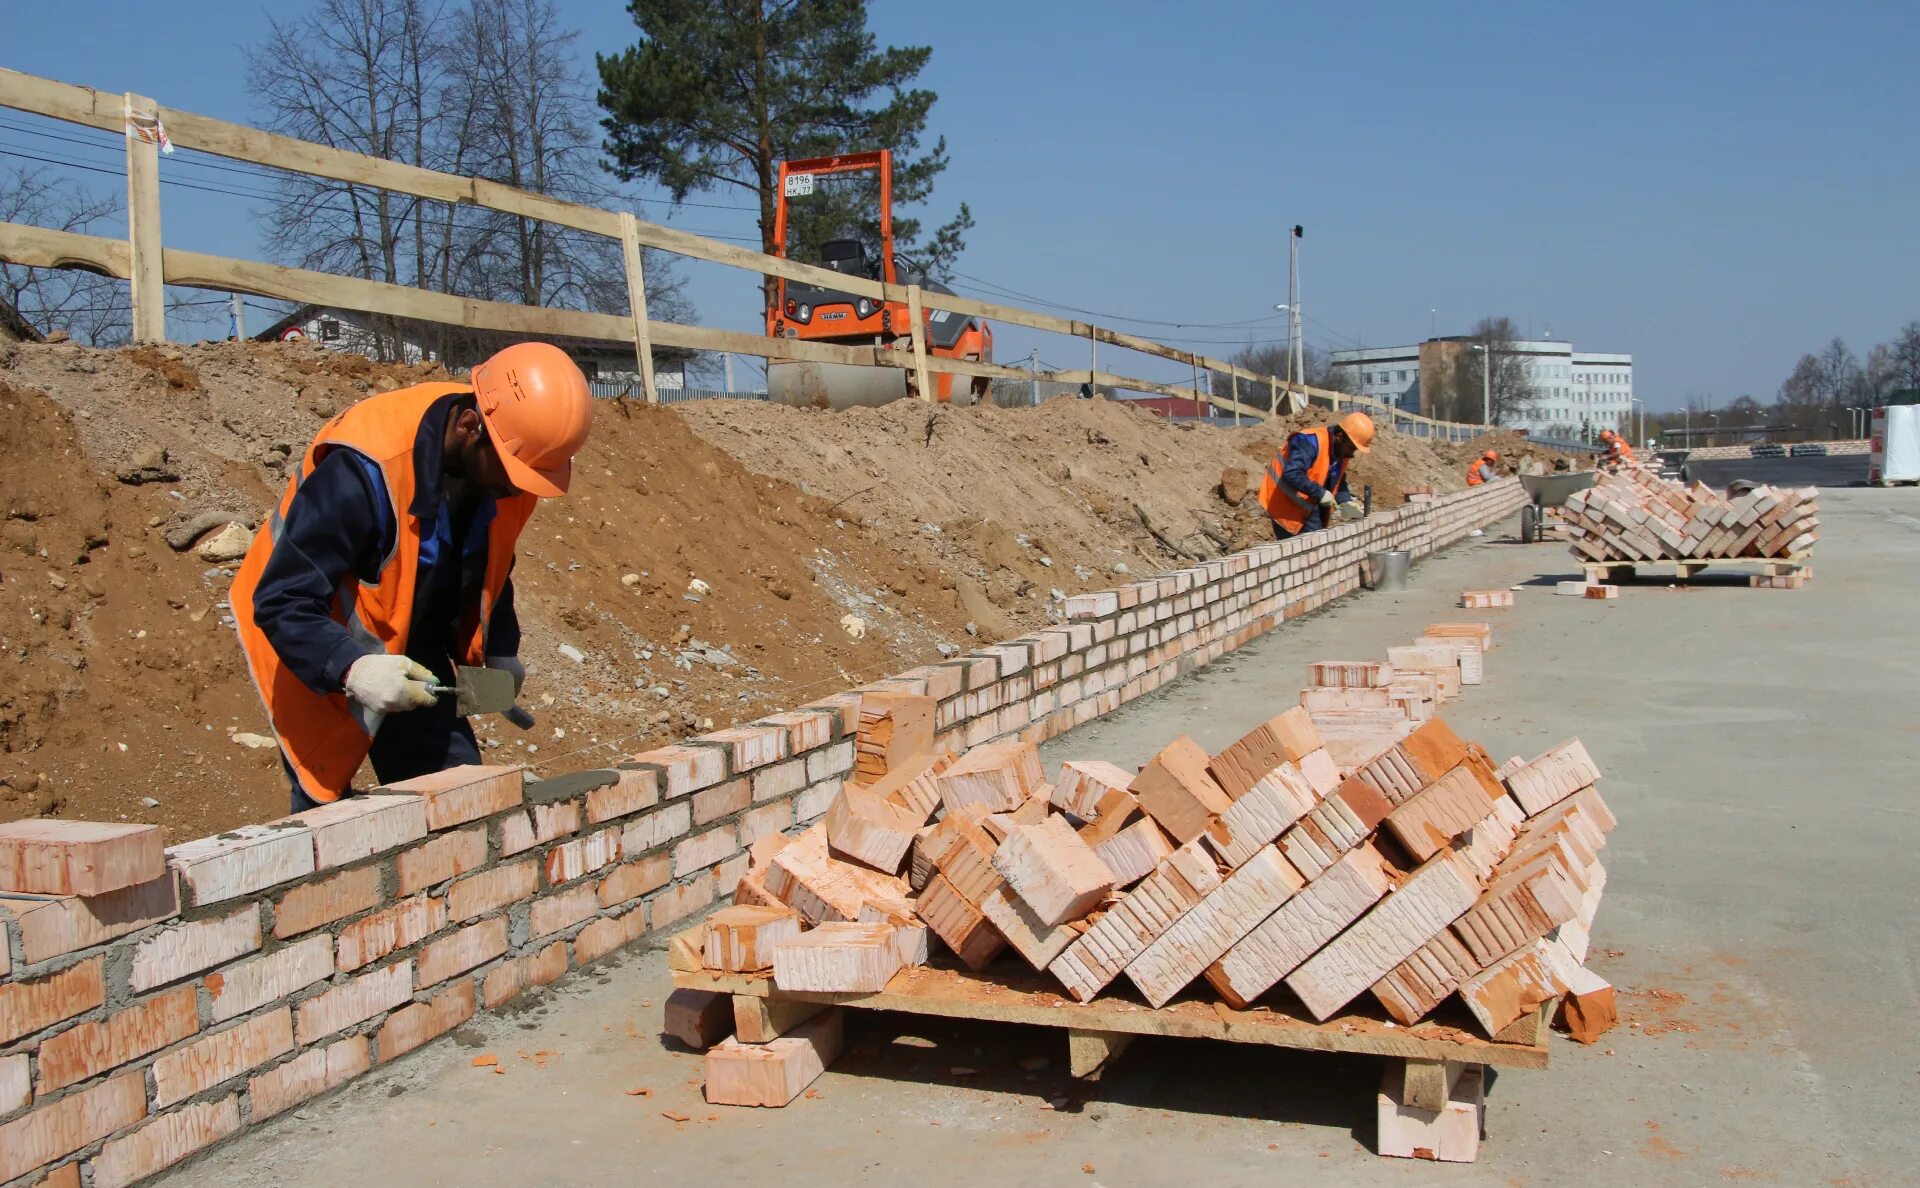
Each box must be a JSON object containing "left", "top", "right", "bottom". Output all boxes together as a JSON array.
[
  {"left": 284, "top": 697, "right": 481, "bottom": 813},
  {"left": 1271, "top": 510, "right": 1330, "bottom": 541}
]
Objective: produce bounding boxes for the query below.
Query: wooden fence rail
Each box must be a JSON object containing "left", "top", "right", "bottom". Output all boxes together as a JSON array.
[{"left": 0, "top": 65, "right": 1484, "bottom": 439}]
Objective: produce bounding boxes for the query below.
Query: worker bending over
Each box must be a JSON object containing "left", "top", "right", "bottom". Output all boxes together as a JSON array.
[
  {"left": 1599, "top": 429, "right": 1635, "bottom": 470},
  {"left": 231, "top": 343, "right": 594, "bottom": 810},
  {"left": 1465, "top": 449, "right": 1500, "bottom": 486},
  {"left": 1259, "top": 412, "right": 1374, "bottom": 539}
]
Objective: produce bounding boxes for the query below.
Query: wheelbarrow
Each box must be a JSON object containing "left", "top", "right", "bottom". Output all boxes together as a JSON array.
[{"left": 1518, "top": 471, "right": 1596, "bottom": 543}]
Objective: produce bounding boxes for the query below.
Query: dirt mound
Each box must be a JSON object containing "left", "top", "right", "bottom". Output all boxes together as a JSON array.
[{"left": 1, "top": 339, "right": 1552, "bottom": 840}]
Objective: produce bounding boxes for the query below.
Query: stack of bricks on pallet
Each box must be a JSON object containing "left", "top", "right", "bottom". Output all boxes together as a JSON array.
[
  {"left": 1561, "top": 468, "right": 1819, "bottom": 563},
  {"left": 677, "top": 657, "right": 1619, "bottom": 1112},
  {"left": 0, "top": 478, "right": 1532, "bottom": 1182},
  {"left": 1554, "top": 581, "right": 1620, "bottom": 599}
]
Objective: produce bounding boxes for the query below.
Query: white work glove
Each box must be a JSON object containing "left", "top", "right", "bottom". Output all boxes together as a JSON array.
[
  {"left": 485, "top": 655, "right": 526, "bottom": 699},
  {"left": 1318, "top": 490, "right": 1337, "bottom": 510},
  {"left": 343, "top": 654, "right": 438, "bottom": 716},
  {"left": 1337, "top": 500, "right": 1364, "bottom": 521}
]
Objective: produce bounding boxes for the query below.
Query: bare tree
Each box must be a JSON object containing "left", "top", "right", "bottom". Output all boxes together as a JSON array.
[
  {"left": 0, "top": 166, "right": 130, "bottom": 345},
  {"left": 1887, "top": 321, "right": 1920, "bottom": 394},
  {"left": 1209, "top": 342, "right": 1361, "bottom": 411}
]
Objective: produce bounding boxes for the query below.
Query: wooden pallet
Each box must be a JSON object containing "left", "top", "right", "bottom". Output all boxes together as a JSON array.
[
  {"left": 1582, "top": 553, "right": 1810, "bottom": 585},
  {"left": 674, "top": 958, "right": 1554, "bottom": 1160}
]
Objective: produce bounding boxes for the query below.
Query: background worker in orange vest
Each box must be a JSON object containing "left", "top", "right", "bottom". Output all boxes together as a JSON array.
[
  {"left": 1257, "top": 411, "right": 1374, "bottom": 539},
  {"left": 1466, "top": 449, "right": 1499, "bottom": 486},
  {"left": 1599, "top": 429, "right": 1634, "bottom": 469},
  {"left": 230, "top": 342, "right": 594, "bottom": 811}
]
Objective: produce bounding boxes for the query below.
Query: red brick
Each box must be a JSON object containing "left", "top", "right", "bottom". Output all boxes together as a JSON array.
[
  {"left": 334, "top": 894, "right": 447, "bottom": 972},
  {"left": 693, "top": 778, "right": 750, "bottom": 826},
  {"left": 294, "top": 961, "right": 413, "bottom": 1045},
  {"left": 649, "top": 872, "right": 715, "bottom": 930},
  {"left": 206, "top": 934, "right": 333, "bottom": 1023},
  {"left": 394, "top": 826, "right": 489, "bottom": 896},
  {"left": 4, "top": 872, "right": 180, "bottom": 963},
  {"left": 0, "top": 957, "right": 106, "bottom": 1045},
  {"left": 545, "top": 829, "right": 621, "bottom": 885},
  {"left": 165, "top": 823, "right": 313, "bottom": 906},
  {"left": 497, "top": 801, "right": 581, "bottom": 857},
  {"left": 378, "top": 764, "right": 525, "bottom": 830},
  {"left": 0, "top": 821, "right": 165, "bottom": 897},
  {"left": 129, "top": 906, "right": 263, "bottom": 993},
  {"left": 598, "top": 852, "right": 671, "bottom": 908},
  {"left": 761, "top": 709, "right": 836, "bottom": 754},
  {"left": 627, "top": 744, "right": 726, "bottom": 799},
  {"left": 247, "top": 1035, "right": 370, "bottom": 1120},
  {"left": 739, "top": 800, "right": 793, "bottom": 847},
  {"left": 672, "top": 825, "right": 738, "bottom": 878},
  {"left": 573, "top": 909, "right": 646, "bottom": 966},
  {"left": 0, "top": 1072, "right": 145, "bottom": 1183},
  {"left": 1, "top": 1053, "right": 25, "bottom": 1115},
  {"left": 713, "top": 852, "right": 750, "bottom": 897},
  {"left": 36, "top": 986, "right": 199, "bottom": 1094},
  {"left": 446, "top": 861, "right": 537, "bottom": 922},
  {"left": 700, "top": 724, "right": 786, "bottom": 771},
  {"left": 529, "top": 885, "right": 598, "bottom": 939},
  {"left": 416, "top": 918, "right": 508, "bottom": 988},
  {"left": 585, "top": 767, "right": 660, "bottom": 824},
  {"left": 272, "top": 865, "right": 383, "bottom": 938},
  {"left": 151, "top": 1007, "right": 293, "bottom": 1107},
  {"left": 619, "top": 803, "right": 691, "bottom": 855},
  {"left": 89, "top": 1094, "right": 241, "bottom": 1188},
  {"left": 288, "top": 795, "right": 428, "bottom": 869},
  {"left": 38, "top": 1164, "right": 81, "bottom": 1188},
  {"left": 481, "top": 941, "right": 568, "bottom": 1010},
  {"left": 376, "top": 980, "right": 475, "bottom": 1063}
]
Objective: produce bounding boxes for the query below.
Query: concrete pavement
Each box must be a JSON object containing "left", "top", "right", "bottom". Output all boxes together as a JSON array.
[{"left": 159, "top": 489, "right": 1917, "bottom": 1188}]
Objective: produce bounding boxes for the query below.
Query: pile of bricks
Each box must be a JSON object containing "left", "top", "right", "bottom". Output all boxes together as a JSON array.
[
  {"left": 678, "top": 629, "right": 1618, "bottom": 1129},
  {"left": 1560, "top": 470, "right": 1820, "bottom": 563},
  {"left": 0, "top": 478, "right": 1532, "bottom": 1184}
]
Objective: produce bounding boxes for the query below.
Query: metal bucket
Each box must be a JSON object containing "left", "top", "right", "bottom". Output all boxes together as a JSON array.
[{"left": 1366, "top": 549, "right": 1411, "bottom": 592}]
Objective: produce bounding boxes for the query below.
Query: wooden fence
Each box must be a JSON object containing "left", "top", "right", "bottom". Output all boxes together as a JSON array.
[{"left": 0, "top": 66, "right": 1485, "bottom": 439}]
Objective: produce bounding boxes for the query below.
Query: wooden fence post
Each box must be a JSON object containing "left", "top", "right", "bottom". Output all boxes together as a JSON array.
[
  {"left": 1230, "top": 370, "right": 1240, "bottom": 427},
  {"left": 123, "top": 93, "right": 165, "bottom": 344},
  {"left": 905, "top": 284, "right": 933, "bottom": 401},
  {"left": 617, "top": 212, "right": 659, "bottom": 403}
]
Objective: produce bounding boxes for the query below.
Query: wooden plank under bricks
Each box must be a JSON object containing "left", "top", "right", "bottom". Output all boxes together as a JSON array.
[
  {"left": 1383, "top": 765, "right": 1503, "bottom": 862},
  {"left": 936, "top": 739, "right": 1045, "bottom": 814},
  {"left": 1205, "top": 707, "right": 1323, "bottom": 799},
  {"left": 991, "top": 816, "right": 1115, "bottom": 926},
  {"left": 1203, "top": 844, "right": 1399, "bottom": 1009},
  {"left": 705, "top": 1009, "right": 844, "bottom": 1107},
  {"left": 1048, "top": 839, "right": 1222, "bottom": 1003},
  {"left": 1125, "top": 846, "right": 1305, "bottom": 1008},
  {"left": 773, "top": 922, "right": 904, "bottom": 993},
  {"left": 1129, "top": 736, "right": 1234, "bottom": 844},
  {"left": 1052, "top": 760, "right": 1135, "bottom": 820},
  {"left": 1502, "top": 738, "right": 1602, "bottom": 815},
  {"left": 1208, "top": 763, "right": 1322, "bottom": 869},
  {"left": 1377, "top": 1062, "right": 1485, "bottom": 1163},
  {"left": 1285, "top": 851, "right": 1484, "bottom": 1021},
  {"left": 704, "top": 905, "right": 803, "bottom": 973}
]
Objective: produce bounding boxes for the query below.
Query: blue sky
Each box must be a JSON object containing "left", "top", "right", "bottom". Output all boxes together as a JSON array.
[{"left": 6, "top": 1, "right": 1917, "bottom": 409}]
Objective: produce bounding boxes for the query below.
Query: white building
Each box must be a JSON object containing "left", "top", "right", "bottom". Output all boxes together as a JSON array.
[{"left": 1331, "top": 336, "right": 1633, "bottom": 440}]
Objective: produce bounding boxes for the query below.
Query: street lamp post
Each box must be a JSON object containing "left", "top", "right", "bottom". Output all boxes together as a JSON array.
[
  {"left": 1709, "top": 413, "right": 1721, "bottom": 447},
  {"left": 1470, "top": 343, "right": 1491, "bottom": 427}
]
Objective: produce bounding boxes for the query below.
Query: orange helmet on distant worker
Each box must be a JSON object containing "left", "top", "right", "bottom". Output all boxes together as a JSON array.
[
  {"left": 1600, "top": 428, "right": 1616, "bottom": 441},
  {"left": 1484, "top": 450, "right": 1499, "bottom": 462},
  {"left": 470, "top": 343, "right": 594, "bottom": 498},
  {"left": 1337, "top": 411, "right": 1375, "bottom": 453}
]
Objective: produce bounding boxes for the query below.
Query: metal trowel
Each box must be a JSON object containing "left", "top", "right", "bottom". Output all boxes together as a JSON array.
[{"left": 430, "top": 666, "right": 536, "bottom": 729}]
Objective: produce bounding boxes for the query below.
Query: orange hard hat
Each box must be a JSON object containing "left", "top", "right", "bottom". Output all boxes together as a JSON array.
[
  {"left": 470, "top": 342, "right": 593, "bottom": 498},
  {"left": 1600, "top": 428, "right": 1616, "bottom": 439},
  {"left": 1484, "top": 450, "right": 1499, "bottom": 461},
  {"left": 1337, "top": 411, "right": 1375, "bottom": 453}
]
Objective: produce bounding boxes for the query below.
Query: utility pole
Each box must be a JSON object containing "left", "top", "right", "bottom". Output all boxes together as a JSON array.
[
  {"left": 1289, "top": 226, "right": 1305, "bottom": 396},
  {"left": 723, "top": 353, "right": 735, "bottom": 394},
  {"left": 228, "top": 293, "right": 245, "bottom": 341},
  {"left": 1029, "top": 348, "right": 1040, "bottom": 407}
]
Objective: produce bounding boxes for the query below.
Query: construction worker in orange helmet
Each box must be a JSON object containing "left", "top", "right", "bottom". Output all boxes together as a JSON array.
[
  {"left": 1258, "top": 411, "right": 1374, "bottom": 539},
  {"left": 1466, "top": 448, "right": 1499, "bottom": 487},
  {"left": 230, "top": 342, "right": 595, "bottom": 811}
]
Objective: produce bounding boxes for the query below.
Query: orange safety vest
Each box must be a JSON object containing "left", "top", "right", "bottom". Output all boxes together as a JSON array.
[
  {"left": 1258, "top": 427, "right": 1333, "bottom": 534},
  {"left": 1466, "top": 460, "right": 1489, "bottom": 487},
  {"left": 230, "top": 383, "right": 537, "bottom": 802}
]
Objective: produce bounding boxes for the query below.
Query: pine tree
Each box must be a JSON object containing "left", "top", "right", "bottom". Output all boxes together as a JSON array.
[{"left": 596, "top": 0, "right": 972, "bottom": 308}]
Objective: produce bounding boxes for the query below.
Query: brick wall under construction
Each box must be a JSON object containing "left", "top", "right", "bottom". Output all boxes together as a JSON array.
[{"left": 0, "top": 479, "right": 1527, "bottom": 1186}]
